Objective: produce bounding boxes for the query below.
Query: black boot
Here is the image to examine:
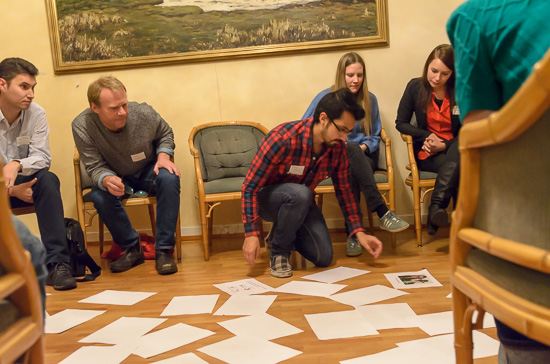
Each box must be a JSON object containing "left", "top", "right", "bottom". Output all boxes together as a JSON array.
[{"left": 427, "top": 161, "right": 459, "bottom": 235}]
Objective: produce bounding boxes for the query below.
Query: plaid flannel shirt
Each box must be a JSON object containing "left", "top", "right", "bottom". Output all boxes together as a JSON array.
[{"left": 242, "top": 118, "right": 364, "bottom": 237}]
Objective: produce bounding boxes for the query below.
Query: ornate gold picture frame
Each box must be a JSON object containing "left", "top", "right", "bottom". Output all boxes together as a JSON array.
[{"left": 45, "top": 0, "right": 389, "bottom": 75}]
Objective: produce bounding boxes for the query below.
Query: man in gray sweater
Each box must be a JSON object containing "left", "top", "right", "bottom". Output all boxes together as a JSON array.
[{"left": 72, "top": 76, "right": 181, "bottom": 275}]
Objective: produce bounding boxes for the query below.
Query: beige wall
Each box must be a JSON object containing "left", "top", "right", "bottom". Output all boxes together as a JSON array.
[{"left": 1, "top": 0, "right": 464, "bottom": 238}]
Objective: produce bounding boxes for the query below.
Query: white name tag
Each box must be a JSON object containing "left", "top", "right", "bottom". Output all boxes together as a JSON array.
[
  {"left": 452, "top": 105, "right": 460, "bottom": 115},
  {"left": 16, "top": 136, "right": 30, "bottom": 146},
  {"left": 288, "top": 165, "right": 305, "bottom": 175},
  {"left": 131, "top": 152, "right": 146, "bottom": 162}
]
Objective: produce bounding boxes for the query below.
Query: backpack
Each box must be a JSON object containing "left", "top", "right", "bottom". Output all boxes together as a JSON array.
[{"left": 64, "top": 218, "right": 101, "bottom": 282}]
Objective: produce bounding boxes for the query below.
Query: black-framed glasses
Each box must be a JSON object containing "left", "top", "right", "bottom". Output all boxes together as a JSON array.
[{"left": 329, "top": 117, "right": 352, "bottom": 135}]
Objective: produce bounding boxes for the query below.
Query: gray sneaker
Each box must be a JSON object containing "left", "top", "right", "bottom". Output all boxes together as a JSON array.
[
  {"left": 270, "top": 255, "right": 292, "bottom": 278},
  {"left": 379, "top": 210, "right": 409, "bottom": 232},
  {"left": 346, "top": 236, "right": 362, "bottom": 257}
]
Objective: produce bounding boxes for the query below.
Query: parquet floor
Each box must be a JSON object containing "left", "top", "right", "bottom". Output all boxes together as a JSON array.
[{"left": 44, "top": 228, "right": 498, "bottom": 363}]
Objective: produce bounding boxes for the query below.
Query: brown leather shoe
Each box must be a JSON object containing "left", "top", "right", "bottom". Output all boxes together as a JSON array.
[
  {"left": 110, "top": 243, "right": 144, "bottom": 273},
  {"left": 155, "top": 249, "right": 178, "bottom": 275}
]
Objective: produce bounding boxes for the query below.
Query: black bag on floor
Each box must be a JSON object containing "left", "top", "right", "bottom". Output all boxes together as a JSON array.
[{"left": 65, "top": 218, "right": 101, "bottom": 282}]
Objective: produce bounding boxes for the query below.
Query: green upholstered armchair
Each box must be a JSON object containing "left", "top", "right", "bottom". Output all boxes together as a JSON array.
[
  {"left": 189, "top": 121, "right": 269, "bottom": 261},
  {"left": 450, "top": 50, "right": 550, "bottom": 363},
  {"left": 315, "top": 128, "right": 398, "bottom": 248},
  {"left": 0, "top": 164, "right": 44, "bottom": 363}
]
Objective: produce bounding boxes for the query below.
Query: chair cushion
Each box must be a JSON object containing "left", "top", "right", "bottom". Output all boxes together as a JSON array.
[
  {"left": 466, "top": 248, "right": 550, "bottom": 308},
  {"left": 318, "top": 172, "right": 388, "bottom": 187},
  {"left": 0, "top": 299, "right": 19, "bottom": 332},
  {"left": 197, "top": 127, "right": 262, "bottom": 181},
  {"left": 204, "top": 177, "right": 245, "bottom": 195},
  {"left": 408, "top": 171, "right": 438, "bottom": 180}
]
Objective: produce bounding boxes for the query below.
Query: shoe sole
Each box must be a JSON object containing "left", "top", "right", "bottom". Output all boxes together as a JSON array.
[
  {"left": 46, "top": 280, "right": 77, "bottom": 291},
  {"left": 157, "top": 265, "right": 178, "bottom": 275},
  {"left": 110, "top": 257, "right": 145, "bottom": 273},
  {"left": 346, "top": 250, "right": 363, "bottom": 257},
  {"left": 270, "top": 269, "right": 293, "bottom": 278},
  {"left": 431, "top": 210, "right": 449, "bottom": 227},
  {"left": 380, "top": 224, "right": 410, "bottom": 233}
]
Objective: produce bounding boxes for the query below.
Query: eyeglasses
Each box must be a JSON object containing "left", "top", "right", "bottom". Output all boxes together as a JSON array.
[{"left": 329, "top": 117, "right": 352, "bottom": 135}]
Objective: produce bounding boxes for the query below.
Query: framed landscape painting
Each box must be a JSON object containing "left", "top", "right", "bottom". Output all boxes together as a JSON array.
[{"left": 45, "top": 0, "right": 389, "bottom": 74}]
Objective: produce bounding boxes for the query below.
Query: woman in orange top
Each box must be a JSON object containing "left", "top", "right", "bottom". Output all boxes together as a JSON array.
[{"left": 395, "top": 44, "right": 461, "bottom": 235}]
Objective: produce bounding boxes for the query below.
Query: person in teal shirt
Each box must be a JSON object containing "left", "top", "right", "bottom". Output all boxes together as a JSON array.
[{"left": 448, "top": 0, "right": 550, "bottom": 362}]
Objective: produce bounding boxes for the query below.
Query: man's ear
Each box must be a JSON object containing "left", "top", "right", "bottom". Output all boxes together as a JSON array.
[
  {"left": 319, "top": 112, "right": 329, "bottom": 127},
  {"left": 0, "top": 78, "right": 7, "bottom": 93},
  {"left": 90, "top": 102, "right": 99, "bottom": 113}
]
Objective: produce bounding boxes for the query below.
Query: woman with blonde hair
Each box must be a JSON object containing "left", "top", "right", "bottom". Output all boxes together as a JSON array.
[{"left": 303, "top": 52, "right": 408, "bottom": 257}]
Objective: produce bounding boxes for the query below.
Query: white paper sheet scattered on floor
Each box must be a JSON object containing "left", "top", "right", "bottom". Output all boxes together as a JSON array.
[
  {"left": 274, "top": 280, "right": 346, "bottom": 297},
  {"left": 214, "top": 278, "right": 273, "bottom": 295},
  {"left": 305, "top": 310, "right": 379, "bottom": 340},
  {"left": 198, "top": 335, "right": 302, "bottom": 364},
  {"left": 79, "top": 316, "right": 166, "bottom": 344},
  {"left": 133, "top": 323, "right": 215, "bottom": 358},
  {"left": 151, "top": 353, "right": 209, "bottom": 363},
  {"left": 78, "top": 290, "right": 157, "bottom": 305},
  {"left": 213, "top": 295, "right": 277, "bottom": 316},
  {"left": 160, "top": 294, "right": 219, "bottom": 316},
  {"left": 418, "top": 310, "right": 454, "bottom": 336},
  {"left": 396, "top": 331, "right": 500, "bottom": 359},
  {"left": 356, "top": 303, "right": 420, "bottom": 330},
  {"left": 58, "top": 342, "right": 137, "bottom": 364},
  {"left": 46, "top": 309, "right": 106, "bottom": 334},
  {"left": 301, "top": 266, "right": 370, "bottom": 284},
  {"left": 384, "top": 269, "right": 442, "bottom": 289},
  {"left": 329, "top": 285, "right": 408, "bottom": 307},
  {"left": 217, "top": 313, "right": 303, "bottom": 340},
  {"left": 340, "top": 345, "right": 454, "bottom": 364}
]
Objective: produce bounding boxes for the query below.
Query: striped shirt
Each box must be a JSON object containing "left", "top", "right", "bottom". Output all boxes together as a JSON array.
[{"left": 242, "top": 117, "right": 364, "bottom": 237}]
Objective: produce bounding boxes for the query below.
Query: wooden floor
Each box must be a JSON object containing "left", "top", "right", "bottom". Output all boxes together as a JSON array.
[{"left": 45, "top": 228, "right": 498, "bottom": 363}]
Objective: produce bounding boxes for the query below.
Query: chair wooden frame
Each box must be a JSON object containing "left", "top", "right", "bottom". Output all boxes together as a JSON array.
[
  {"left": 400, "top": 133, "right": 437, "bottom": 247},
  {"left": 189, "top": 121, "right": 269, "bottom": 261},
  {"left": 73, "top": 148, "right": 182, "bottom": 261},
  {"left": 450, "top": 50, "right": 550, "bottom": 363},
  {"left": 0, "top": 166, "right": 44, "bottom": 364},
  {"left": 314, "top": 128, "right": 398, "bottom": 248}
]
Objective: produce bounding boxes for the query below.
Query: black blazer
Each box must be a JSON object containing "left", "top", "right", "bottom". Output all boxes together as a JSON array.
[{"left": 395, "top": 78, "right": 461, "bottom": 156}]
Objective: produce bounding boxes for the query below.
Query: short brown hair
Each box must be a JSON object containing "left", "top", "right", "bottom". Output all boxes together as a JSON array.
[
  {"left": 87, "top": 76, "right": 126, "bottom": 106},
  {"left": 0, "top": 58, "right": 38, "bottom": 93}
]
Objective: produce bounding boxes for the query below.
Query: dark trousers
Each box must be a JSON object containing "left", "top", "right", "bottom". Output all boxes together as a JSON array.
[
  {"left": 10, "top": 169, "right": 69, "bottom": 266},
  {"left": 417, "top": 137, "right": 460, "bottom": 173},
  {"left": 91, "top": 164, "right": 180, "bottom": 250},
  {"left": 258, "top": 183, "right": 333, "bottom": 267},
  {"left": 346, "top": 142, "right": 386, "bottom": 215}
]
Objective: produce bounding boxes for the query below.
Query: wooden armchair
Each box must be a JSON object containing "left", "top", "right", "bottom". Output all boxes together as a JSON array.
[
  {"left": 189, "top": 121, "right": 269, "bottom": 261},
  {"left": 450, "top": 50, "right": 550, "bottom": 363},
  {"left": 314, "top": 128, "right": 397, "bottom": 248},
  {"left": 400, "top": 133, "right": 438, "bottom": 247},
  {"left": 73, "top": 148, "right": 182, "bottom": 261},
  {"left": 0, "top": 165, "right": 44, "bottom": 364}
]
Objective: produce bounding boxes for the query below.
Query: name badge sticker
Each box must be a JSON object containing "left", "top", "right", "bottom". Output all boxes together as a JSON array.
[
  {"left": 16, "top": 136, "right": 30, "bottom": 146},
  {"left": 288, "top": 165, "right": 305, "bottom": 175},
  {"left": 452, "top": 105, "right": 460, "bottom": 115},
  {"left": 131, "top": 152, "right": 146, "bottom": 162}
]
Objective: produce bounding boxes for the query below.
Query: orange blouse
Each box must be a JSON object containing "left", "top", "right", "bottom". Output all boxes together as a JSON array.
[{"left": 418, "top": 93, "right": 453, "bottom": 160}]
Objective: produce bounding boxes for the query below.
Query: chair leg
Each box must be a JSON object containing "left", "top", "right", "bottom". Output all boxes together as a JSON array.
[
  {"left": 99, "top": 219, "right": 105, "bottom": 254},
  {"left": 200, "top": 202, "right": 210, "bottom": 261},
  {"left": 366, "top": 207, "right": 375, "bottom": 235},
  {"left": 148, "top": 204, "right": 156, "bottom": 237},
  {"left": 453, "top": 287, "right": 475, "bottom": 364},
  {"left": 175, "top": 212, "right": 182, "bottom": 262},
  {"left": 413, "top": 187, "right": 423, "bottom": 247}
]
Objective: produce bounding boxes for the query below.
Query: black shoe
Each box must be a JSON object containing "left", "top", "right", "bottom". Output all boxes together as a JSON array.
[
  {"left": 47, "top": 262, "right": 77, "bottom": 290},
  {"left": 155, "top": 249, "right": 178, "bottom": 275},
  {"left": 110, "top": 243, "right": 144, "bottom": 273},
  {"left": 427, "top": 204, "right": 449, "bottom": 235}
]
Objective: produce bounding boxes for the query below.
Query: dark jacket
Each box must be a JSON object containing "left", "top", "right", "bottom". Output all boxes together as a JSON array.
[{"left": 395, "top": 78, "right": 461, "bottom": 157}]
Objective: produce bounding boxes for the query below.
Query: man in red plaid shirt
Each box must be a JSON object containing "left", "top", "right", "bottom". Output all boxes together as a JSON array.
[{"left": 242, "top": 89, "right": 383, "bottom": 278}]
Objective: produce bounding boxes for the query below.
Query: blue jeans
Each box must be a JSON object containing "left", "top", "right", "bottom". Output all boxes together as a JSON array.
[
  {"left": 258, "top": 183, "right": 332, "bottom": 267},
  {"left": 10, "top": 169, "right": 69, "bottom": 266},
  {"left": 11, "top": 215, "right": 46, "bottom": 315},
  {"left": 91, "top": 164, "right": 180, "bottom": 250}
]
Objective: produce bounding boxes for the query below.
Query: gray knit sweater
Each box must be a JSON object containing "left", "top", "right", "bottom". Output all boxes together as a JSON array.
[{"left": 72, "top": 102, "right": 175, "bottom": 189}]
